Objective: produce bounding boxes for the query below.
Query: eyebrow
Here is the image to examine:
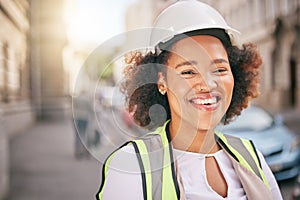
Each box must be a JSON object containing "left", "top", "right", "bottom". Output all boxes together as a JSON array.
[
  {"left": 175, "top": 60, "right": 198, "bottom": 69},
  {"left": 174, "top": 58, "right": 229, "bottom": 69},
  {"left": 212, "top": 58, "right": 229, "bottom": 65}
]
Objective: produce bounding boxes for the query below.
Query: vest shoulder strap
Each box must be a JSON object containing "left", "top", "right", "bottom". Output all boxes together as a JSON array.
[
  {"left": 135, "top": 134, "right": 164, "bottom": 200},
  {"left": 134, "top": 133, "right": 180, "bottom": 200},
  {"left": 215, "top": 132, "right": 270, "bottom": 189}
]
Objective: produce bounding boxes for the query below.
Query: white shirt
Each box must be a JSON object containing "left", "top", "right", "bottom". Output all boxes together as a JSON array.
[
  {"left": 174, "top": 149, "right": 246, "bottom": 199},
  {"left": 101, "top": 145, "right": 283, "bottom": 200}
]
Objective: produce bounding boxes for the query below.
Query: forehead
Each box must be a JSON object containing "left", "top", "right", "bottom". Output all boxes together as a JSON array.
[
  {"left": 171, "top": 35, "right": 226, "bottom": 53},
  {"left": 167, "top": 35, "right": 228, "bottom": 64}
]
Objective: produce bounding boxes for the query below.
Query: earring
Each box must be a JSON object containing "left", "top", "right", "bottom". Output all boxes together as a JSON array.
[
  {"left": 159, "top": 88, "right": 166, "bottom": 95},
  {"left": 157, "top": 73, "right": 167, "bottom": 95}
]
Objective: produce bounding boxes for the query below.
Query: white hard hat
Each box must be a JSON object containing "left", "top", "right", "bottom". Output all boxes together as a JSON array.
[{"left": 149, "top": 0, "right": 240, "bottom": 51}]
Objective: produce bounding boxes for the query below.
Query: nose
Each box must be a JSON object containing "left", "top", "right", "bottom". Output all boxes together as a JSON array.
[{"left": 193, "top": 73, "right": 217, "bottom": 92}]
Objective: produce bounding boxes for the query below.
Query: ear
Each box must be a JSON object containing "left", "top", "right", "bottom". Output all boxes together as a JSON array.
[{"left": 157, "top": 72, "right": 167, "bottom": 95}]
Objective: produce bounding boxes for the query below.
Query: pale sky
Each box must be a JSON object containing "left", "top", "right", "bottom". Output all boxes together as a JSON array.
[{"left": 66, "top": 0, "right": 137, "bottom": 46}]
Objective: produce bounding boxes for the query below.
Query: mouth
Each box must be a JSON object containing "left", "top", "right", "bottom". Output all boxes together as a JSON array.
[{"left": 188, "top": 94, "right": 221, "bottom": 111}]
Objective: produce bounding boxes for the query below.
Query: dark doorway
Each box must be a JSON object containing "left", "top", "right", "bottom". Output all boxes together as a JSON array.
[{"left": 290, "top": 58, "right": 297, "bottom": 107}]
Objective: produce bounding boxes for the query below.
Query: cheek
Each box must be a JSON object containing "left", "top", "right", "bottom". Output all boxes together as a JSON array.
[
  {"left": 167, "top": 80, "right": 192, "bottom": 104},
  {"left": 166, "top": 69, "right": 190, "bottom": 92},
  {"left": 166, "top": 74, "right": 190, "bottom": 112},
  {"left": 222, "top": 75, "right": 234, "bottom": 100}
]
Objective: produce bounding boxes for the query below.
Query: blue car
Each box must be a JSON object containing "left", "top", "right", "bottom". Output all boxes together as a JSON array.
[{"left": 217, "top": 105, "right": 300, "bottom": 181}]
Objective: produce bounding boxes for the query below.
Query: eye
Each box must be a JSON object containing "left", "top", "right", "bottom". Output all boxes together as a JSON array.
[
  {"left": 212, "top": 64, "right": 231, "bottom": 75},
  {"left": 181, "top": 70, "right": 196, "bottom": 75},
  {"left": 214, "top": 68, "right": 228, "bottom": 73},
  {"left": 179, "top": 69, "right": 198, "bottom": 78}
]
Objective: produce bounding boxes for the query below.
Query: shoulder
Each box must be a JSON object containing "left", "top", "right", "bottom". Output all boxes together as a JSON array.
[
  {"left": 107, "top": 144, "right": 140, "bottom": 173},
  {"left": 101, "top": 144, "right": 143, "bottom": 200}
]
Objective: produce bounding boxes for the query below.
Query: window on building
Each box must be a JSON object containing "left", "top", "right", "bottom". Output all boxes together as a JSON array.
[
  {"left": 282, "top": 0, "right": 289, "bottom": 15},
  {"left": 238, "top": 3, "right": 248, "bottom": 30},
  {"left": 0, "top": 43, "right": 9, "bottom": 102},
  {"left": 248, "top": 1, "right": 255, "bottom": 28},
  {"left": 8, "top": 51, "right": 21, "bottom": 101},
  {"left": 287, "top": 0, "right": 298, "bottom": 13},
  {"left": 0, "top": 45, "right": 3, "bottom": 90},
  {"left": 266, "top": 0, "right": 276, "bottom": 20},
  {"left": 0, "top": 42, "right": 22, "bottom": 103},
  {"left": 258, "top": 0, "right": 267, "bottom": 24},
  {"left": 275, "top": 0, "right": 284, "bottom": 17}
]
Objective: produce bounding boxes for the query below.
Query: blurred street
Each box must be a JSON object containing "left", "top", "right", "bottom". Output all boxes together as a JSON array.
[{"left": 6, "top": 119, "right": 101, "bottom": 200}]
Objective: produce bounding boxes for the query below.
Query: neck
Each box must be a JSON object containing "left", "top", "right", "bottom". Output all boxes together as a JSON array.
[{"left": 169, "top": 121, "right": 220, "bottom": 154}]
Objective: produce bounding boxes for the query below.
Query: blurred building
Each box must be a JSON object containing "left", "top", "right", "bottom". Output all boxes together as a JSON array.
[
  {"left": 0, "top": 1, "right": 31, "bottom": 133},
  {"left": 0, "top": 0, "right": 68, "bottom": 199},
  {"left": 125, "top": 0, "right": 177, "bottom": 30},
  {"left": 30, "top": 0, "right": 69, "bottom": 120},
  {"left": 0, "top": 1, "right": 30, "bottom": 198}
]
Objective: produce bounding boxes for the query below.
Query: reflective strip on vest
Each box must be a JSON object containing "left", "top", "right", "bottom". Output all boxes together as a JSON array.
[
  {"left": 134, "top": 139, "right": 153, "bottom": 200},
  {"left": 215, "top": 131, "right": 270, "bottom": 189},
  {"left": 97, "top": 152, "right": 115, "bottom": 199},
  {"left": 241, "top": 138, "right": 270, "bottom": 189},
  {"left": 135, "top": 122, "right": 179, "bottom": 200},
  {"left": 139, "top": 134, "right": 164, "bottom": 199}
]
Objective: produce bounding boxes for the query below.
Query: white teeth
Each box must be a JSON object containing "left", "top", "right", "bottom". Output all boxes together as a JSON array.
[{"left": 192, "top": 97, "right": 217, "bottom": 105}]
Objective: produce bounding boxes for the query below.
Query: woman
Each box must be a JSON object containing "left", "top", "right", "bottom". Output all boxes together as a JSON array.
[{"left": 96, "top": 1, "right": 282, "bottom": 199}]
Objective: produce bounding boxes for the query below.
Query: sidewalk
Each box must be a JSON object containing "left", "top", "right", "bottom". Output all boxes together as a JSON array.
[{"left": 6, "top": 119, "right": 101, "bottom": 200}]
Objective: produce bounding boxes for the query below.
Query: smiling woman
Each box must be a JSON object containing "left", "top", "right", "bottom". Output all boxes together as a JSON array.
[{"left": 96, "top": 1, "right": 283, "bottom": 200}]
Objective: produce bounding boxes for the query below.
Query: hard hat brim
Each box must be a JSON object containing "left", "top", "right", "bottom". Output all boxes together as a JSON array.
[{"left": 157, "top": 28, "right": 233, "bottom": 52}]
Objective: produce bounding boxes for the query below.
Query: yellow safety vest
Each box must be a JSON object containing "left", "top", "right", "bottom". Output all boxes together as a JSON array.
[{"left": 97, "top": 121, "right": 270, "bottom": 200}]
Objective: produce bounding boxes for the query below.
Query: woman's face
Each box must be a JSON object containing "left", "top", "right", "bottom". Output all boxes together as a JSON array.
[{"left": 164, "top": 35, "right": 234, "bottom": 130}]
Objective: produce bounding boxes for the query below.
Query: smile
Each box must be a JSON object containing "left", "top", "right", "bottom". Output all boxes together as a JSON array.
[
  {"left": 191, "top": 96, "right": 219, "bottom": 105},
  {"left": 188, "top": 94, "right": 221, "bottom": 111}
]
